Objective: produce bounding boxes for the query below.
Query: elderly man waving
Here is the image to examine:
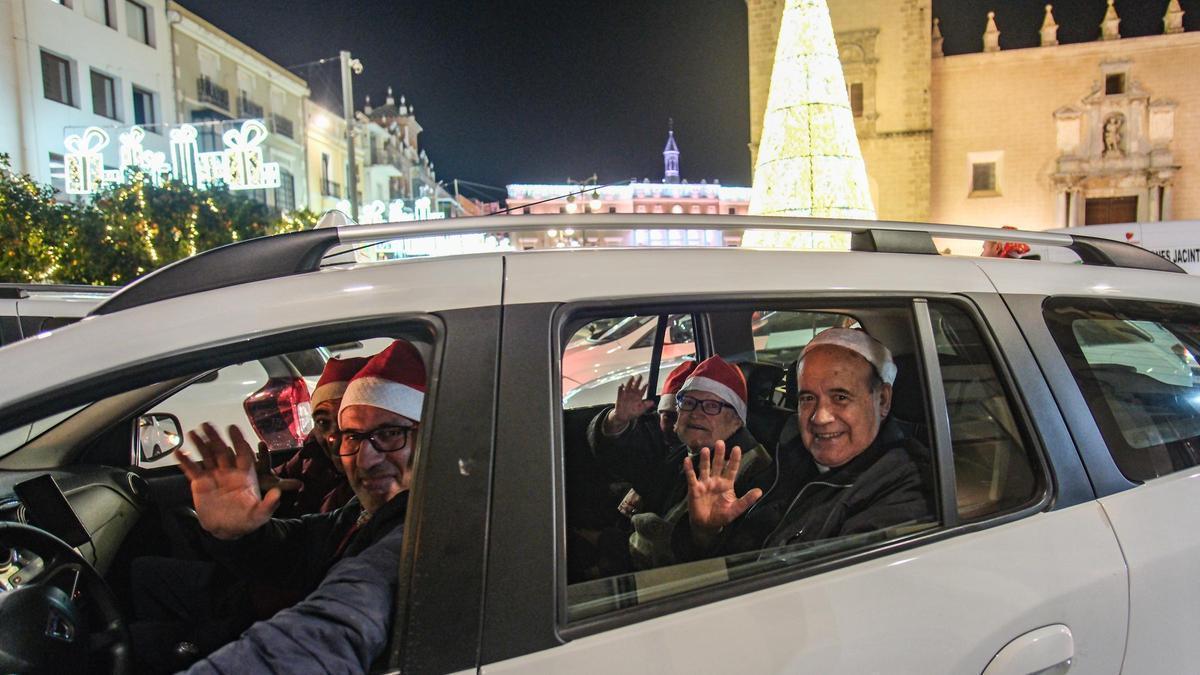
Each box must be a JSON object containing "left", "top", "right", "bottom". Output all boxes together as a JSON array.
[
  {"left": 589, "top": 356, "right": 774, "bottom": 569},
  {"left": 677, "top": 329, "right": 932, "bottom": 559}
]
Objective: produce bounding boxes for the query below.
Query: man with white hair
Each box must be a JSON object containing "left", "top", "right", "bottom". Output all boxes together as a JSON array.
[{"left": 678, "top": 328, "right": 931, "bottom": 558}]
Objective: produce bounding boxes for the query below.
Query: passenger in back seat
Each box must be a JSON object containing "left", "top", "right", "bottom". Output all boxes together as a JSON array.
[
  {"left": 676, "top": 329, "right": 932, "bottom": 560},
  {"left": 588, "top": 356, "right": 774, "bottom": 569}
]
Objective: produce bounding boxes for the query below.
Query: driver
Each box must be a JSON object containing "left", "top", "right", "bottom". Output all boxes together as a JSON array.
[{"left": 167, "top": 340, "right": 424, "bottom": 667}]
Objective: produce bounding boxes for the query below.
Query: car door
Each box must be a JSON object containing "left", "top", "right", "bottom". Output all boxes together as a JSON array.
[
  {"left": 478, "top": 250, "right": 1127, "bottom": 674},
  {"left": 0, "top": 256, "right": 505, "bottom": 672},
  {"left": 1030, "top": 294, "right": 1200, "bottom": 673}
]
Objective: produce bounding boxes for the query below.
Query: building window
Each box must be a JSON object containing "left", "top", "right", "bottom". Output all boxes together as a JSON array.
[
  {"left": 84, "top": 0, "right": 113, "bottom": 27},
  {"left": 125, "top": 0, "right": 150, "bottom": 45},
  {"left": 132, "top": 86, "right": 156, "bottom": 128},
  {"left": 522, "top": 206, "right": 531, "bottom": 214},
  {"left": 670, "top": 204, "right": 683, "bottom": 214},
  {"left": 971, "top": 163, "right": 996, "bottom": 193},
  {"left": 277, "top": 168, "right": 296, "bottom": 212},
  {"left": 608, "top": 206, "right": 617, "bottom": 214},
  {"left": 848, "top": 82, "right": 864, "bottom": 117},
  {"left": 1105, "top": 72, "right": 1126, "bottom": 96},
  {"left": 41, "top": 51, "right": 74, "bottom": 106},
  {"left": 91, "top": 71, "right": 118, "bottom": 120},
  {"left": 48, "top": 153, "right": 66, "bottom": 195},
  {"left": 191, "top": 110, "right": 228, "bottom": 152},
  {"left": 727, "top": 207, "right": 736, "bottom": 215}
]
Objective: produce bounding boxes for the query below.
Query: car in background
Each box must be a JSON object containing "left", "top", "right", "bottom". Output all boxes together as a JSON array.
[
  {"left": 0, "top": 283, "right": 116, "bottom": 346},
  {"left": 0, "top": 283, "right": 329, "bottom": 467}
]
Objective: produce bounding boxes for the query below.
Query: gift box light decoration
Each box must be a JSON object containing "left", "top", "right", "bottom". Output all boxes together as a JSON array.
[
  {"left": 744, "top": 0, "right": 875, "bottom": 250},
  {"left": 60, "top": 119, "right": 281, "bottom": 195}
]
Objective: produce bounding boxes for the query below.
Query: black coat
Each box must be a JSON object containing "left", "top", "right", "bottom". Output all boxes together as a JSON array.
[
  {"left": 675, "top": 419, "right": 932, "bottom": 560},
  {"left": 205, "top": 491, "right": 409, "bottom": 594},
  {"left": 587, "top": 406, "right": 772, "bottom": 517}
]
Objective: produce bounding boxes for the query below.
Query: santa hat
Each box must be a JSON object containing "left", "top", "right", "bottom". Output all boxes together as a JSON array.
[
  {"left": 310, "top": 356, "right": 370, "bottom": 410},
  {"left": 338, "top": 340, "right": 427, "bottom": 425},
  {"left": 657, "top": 360, "right": 698, "bottom": 412},
  {"left": 799, "top": 328, "right": 896, "bottom": 386},
  {"left": 679, "top": 356, "right": 747, "bottom": 421}
]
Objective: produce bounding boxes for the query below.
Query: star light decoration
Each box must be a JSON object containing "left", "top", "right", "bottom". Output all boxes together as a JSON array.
[{"left": 745, "top": 0, "right": 876, "bottom": 250}]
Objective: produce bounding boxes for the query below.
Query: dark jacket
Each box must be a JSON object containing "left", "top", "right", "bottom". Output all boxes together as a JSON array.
[
  {"left": 204, "top": 491, "right": 409, "bottom": 594},
  {"left": 676, "top": 419, "right": 932, "bottom": 560},
  {"left": 185, "top": 520, "right": 406, "bottom": 675},
  {"left": 587, "top": 407, "right": 773, "bottom": 518},
  {"left": 273, "top": 435, "right": 354, "bottom": 518}
]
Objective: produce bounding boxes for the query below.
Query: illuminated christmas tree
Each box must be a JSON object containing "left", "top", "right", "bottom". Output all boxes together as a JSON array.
[{"left": 745, "top": 0, "right": 875, "bottom": 249}]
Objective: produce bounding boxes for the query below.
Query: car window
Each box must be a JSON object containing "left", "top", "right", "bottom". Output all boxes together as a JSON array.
[
  {"left": 930, "top": 302, "right": 1040, "bottom": 520},
  {"left": 752, "top": 310, "right": 859, "bottom": 367},
  {"left": 562, "top": 313, "right": 697, "bottom": 410},
  {"left": 1044, "top": 298, "right": 1200, "bottom": 481},
  {"left": 560, "top": 300, "right": 1044, "bottom": 623}
]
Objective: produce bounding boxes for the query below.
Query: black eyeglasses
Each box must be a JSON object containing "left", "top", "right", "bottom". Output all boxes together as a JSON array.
[
  {"left": 337, "top": 425, "right": 417, "bottom": 456},
  {"left": 675, "top": 394, "right": 735, "bottom": 416}
]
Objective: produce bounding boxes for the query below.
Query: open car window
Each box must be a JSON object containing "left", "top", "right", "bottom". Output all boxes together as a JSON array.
[{"left": 560, "top": 299, "right": 1044, "bottom": 624}]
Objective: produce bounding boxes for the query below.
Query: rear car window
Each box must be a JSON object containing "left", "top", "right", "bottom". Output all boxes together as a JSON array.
[{"left": 1044, "top": 298, "right": 1200, "bottom": 481}]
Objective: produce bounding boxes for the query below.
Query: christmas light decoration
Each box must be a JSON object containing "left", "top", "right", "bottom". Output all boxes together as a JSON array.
[
  {"left": 745, "top": 0, "right": 875, "bottom": 250},
  {"left": 61, "top": 120, "right": 282, "bottom": 195}
]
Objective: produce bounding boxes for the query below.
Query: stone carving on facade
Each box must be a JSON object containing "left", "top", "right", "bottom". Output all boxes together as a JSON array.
[
  {"left": 931, "top": 17, "right": 944, "bottom": 59},
  {"left": 1051, "top": 62, "right": 1179, "bottom": 226},
  {"left": 1103, "top": 113, "right": 1124, "bottom": 157},
  {"left": 983, "top": 11, "right": 1000, "bottom": 53},
  {"left": 1164, "top": 0, "right": 1185, "bottom": 34},
  {"left": 1100, "top": 0, "right": 1121, "bottom": 41},
  {"left": 1040, "top": 5, "right": 1059, "bottom": 47}
]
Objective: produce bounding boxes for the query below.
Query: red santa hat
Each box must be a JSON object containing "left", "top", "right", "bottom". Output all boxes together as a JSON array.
[
  {"left": 657, "top": 360, "right": 698, "bottom": 412},
  {"left": 679, "top": 355, "right": 747, "bottom": 421},
  {"left": 310, "top": 356, "right": 370, "bottom": 410},
  {"left": 338, "top": 340, "right": 427, "bottom": 425}
]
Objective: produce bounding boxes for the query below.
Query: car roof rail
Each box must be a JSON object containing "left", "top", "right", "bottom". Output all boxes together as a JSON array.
[
  {"left": 0, "top": 283, "right": 118, "bottom": 299},
  {"left": 88, "top": 214, "right": 1183, "bottom": 316}
]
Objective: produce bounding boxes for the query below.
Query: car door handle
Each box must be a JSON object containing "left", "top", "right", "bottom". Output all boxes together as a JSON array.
[{"left": 982, "top": 624, "right": 1074, "bottom": 675}]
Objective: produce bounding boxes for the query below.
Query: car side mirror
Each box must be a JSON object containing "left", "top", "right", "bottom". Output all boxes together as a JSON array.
[{"left": 135, "top": 413, "right": 183, "bottom": 463}]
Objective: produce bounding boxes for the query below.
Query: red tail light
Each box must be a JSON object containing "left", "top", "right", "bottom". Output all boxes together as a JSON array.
[{"left": 243, "top": 377, "right": 314, "bottom": 451}]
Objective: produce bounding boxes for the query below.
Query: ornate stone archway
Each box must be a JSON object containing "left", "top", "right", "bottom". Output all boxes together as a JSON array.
[{"left": 1052, "top": 61, "right": 1179, "bottom": 226}]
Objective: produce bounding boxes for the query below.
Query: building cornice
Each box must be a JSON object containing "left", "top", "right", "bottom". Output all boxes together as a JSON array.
[{"left": 934, "top": 30, "right": 1200, "bottom": 70}]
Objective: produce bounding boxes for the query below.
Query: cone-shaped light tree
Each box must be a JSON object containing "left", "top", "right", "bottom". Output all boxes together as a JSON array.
[{"left": 745, "top": 0, "right": 875, "bottom": 249}]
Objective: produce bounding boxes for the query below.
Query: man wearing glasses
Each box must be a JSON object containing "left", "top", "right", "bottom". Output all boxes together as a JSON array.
[
  {"left": 170, "top": 340, "right": 425, "bottom": 667},
  {"left": 590, "top": 355, "right": 774, "bottom": 570}
]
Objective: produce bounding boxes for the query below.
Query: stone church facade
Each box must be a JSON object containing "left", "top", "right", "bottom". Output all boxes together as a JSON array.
[{"left": 747, "top": 0, "right": 1198, "bottom": 230}]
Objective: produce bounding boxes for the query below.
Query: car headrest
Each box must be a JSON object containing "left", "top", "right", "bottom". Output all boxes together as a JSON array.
[{"left": 736, "top": 361, "right": 786, "bottom": 406}]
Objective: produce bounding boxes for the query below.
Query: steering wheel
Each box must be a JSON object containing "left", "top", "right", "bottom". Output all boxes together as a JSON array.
[{"left": 0, "top": 522, "right": 131, "bottom": 674}]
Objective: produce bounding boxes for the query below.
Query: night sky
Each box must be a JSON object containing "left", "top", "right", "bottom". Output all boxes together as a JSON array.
[{"left": 177, "top": 0, "right": 1198, "bottom": 200}]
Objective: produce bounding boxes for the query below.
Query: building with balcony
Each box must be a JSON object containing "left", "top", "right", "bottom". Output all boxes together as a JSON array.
[
  {"left": 167, "top": 1, "right": 308, "bottom": 212},
  {"left": 503, "top": 127, "right": 751, "bottom": 248},
  {"left": 0, "top": 0, "right": 177, "bottom": 190}
]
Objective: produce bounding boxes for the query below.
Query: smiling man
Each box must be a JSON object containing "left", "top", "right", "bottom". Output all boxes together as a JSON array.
[
  {"left": 176, "top": 340, "right": 423, "bottom": 618},
  {"left": 678, "top": 329, "right": 932, "bottom": 559}
]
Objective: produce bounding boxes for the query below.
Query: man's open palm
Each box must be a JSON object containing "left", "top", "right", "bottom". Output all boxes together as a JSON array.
[
  {"left": 176, "top": 423, "right": 287, "bottom": 540},
  {"left": 684, "top": 440, "right": 762, "bottom": 536}
]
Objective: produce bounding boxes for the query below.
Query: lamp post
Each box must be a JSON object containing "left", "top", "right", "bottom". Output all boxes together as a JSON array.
[{"left": 340, "top": 50, "right": 363, "bottom": 221}]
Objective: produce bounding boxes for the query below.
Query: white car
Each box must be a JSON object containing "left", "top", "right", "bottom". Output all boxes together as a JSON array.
[{"left": 0, "top": 214, "right": 1197, "bottom": 674}]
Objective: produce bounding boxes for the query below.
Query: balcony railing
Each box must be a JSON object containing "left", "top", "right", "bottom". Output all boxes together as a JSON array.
[
  {"left": 321, "top": 179, "right": 342, "bottom": 198},
  {"left": 197, "top": 77, "right": 229, "bottom": 110},
  {"left": 270, "top": 113, "right": 294, "bottom": 139},
  {"left": 239, "top": 94, "right": 264, "bottom": 119}
]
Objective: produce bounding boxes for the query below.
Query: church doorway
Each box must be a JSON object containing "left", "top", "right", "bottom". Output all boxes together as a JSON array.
[{"left": 1086, "top": 196, "right": 1138, "bottom": 225}]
